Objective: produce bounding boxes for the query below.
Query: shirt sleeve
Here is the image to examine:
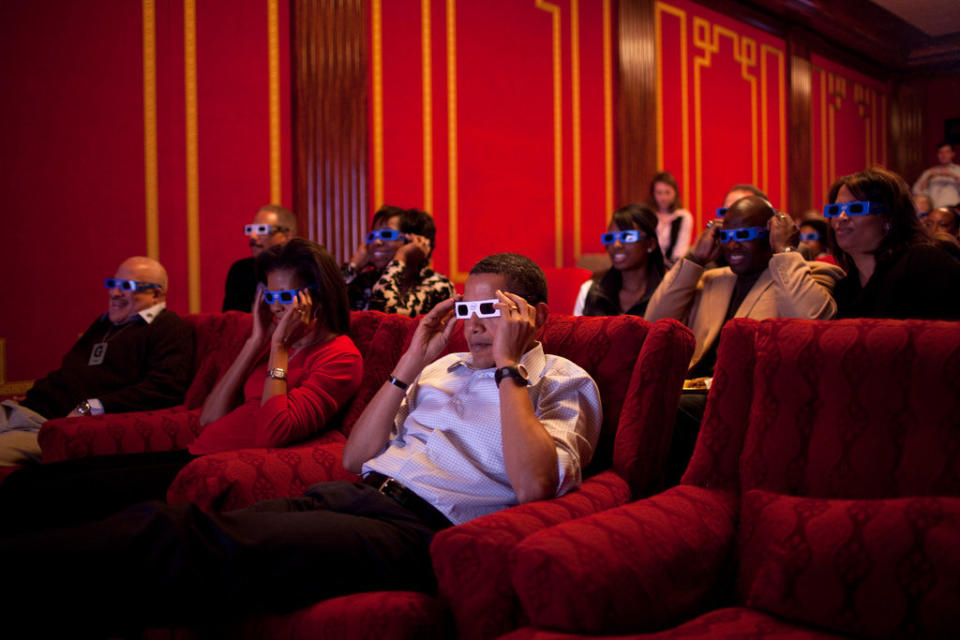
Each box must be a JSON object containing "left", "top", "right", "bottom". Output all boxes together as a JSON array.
[
  {"left": 253, "top": 340, "right": 364, "bottom": 447},
  {"left": 532, "top": 363, "right": 603, "bottom": 497},
  {"left": 572, "top": 279, "right": 592, "bottom": 316}
]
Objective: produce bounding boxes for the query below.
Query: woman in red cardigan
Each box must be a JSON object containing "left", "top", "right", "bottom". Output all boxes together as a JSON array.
[{"left": 0, "top": 239, "right": 363, "bottom": 534}]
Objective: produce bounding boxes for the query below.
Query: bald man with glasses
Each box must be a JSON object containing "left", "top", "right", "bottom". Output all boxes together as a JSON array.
[{"left": 0, "top": 256, "right": 194, "bottom": 465}]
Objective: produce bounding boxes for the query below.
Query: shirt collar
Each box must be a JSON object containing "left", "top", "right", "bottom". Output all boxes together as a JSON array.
[
  {"left": 447, "top": 341, "right": 548, "bottom": 381},
  {"left": 101, "top": 301, "right": 166, "bottom": 326}
]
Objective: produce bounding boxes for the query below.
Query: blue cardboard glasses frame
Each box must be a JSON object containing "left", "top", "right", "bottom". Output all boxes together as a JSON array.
[
  {"left": 366, "top": 229, "right": 405, "bottom": 244},
  {"left": 799, "top": 231, "right": 820, "bottom": 242},
  {"left": 600, "top": 230, "right": 645, "bottom": 245},
  {"left": 823, "top": 201, "right": 884, "bottom": 218},
  {"left": 262, "top": 285, "right": 318, "bottom": 304},
  {"left": 718, "top": 227, "right": 770, "bottom": 243},
  {"left": 104, "top": 278, "right": 162, "bottom": 292}
]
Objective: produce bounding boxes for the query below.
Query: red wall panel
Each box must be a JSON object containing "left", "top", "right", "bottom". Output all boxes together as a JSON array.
[
  {"left": 0, "top": 0, "right": 291, "bottom": 383},
  {"left": 810, "top": 54, "right": 887, "bottom": 209},
  {"left": 656, "top": 0, "right": 788, "bottom": 225},
  {"left": 371, "top": 0, "right": 615, "bottom": 281}
]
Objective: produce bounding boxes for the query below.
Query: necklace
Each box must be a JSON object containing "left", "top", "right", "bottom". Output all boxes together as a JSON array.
[{"left": 88, "top": 322, "right": 132, "bottom": 366}]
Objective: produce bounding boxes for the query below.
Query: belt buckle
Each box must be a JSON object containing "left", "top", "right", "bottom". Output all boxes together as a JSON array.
[{"left": 378, "top": 476, "right": 397, "bottom": 494}]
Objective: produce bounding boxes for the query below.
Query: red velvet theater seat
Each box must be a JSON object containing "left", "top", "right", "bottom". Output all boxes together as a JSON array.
[
  {"left": 237, "top": 314, "right": 694, "bottom": 640},
  {"left": 37, "top": 311, "right": 387, "bottom": 463},
  {"left": 166, "top": 312, "right": 410, "bottom": 510},
  {"left": 505, "top": 318, "right": 960, "bottom": 640}
]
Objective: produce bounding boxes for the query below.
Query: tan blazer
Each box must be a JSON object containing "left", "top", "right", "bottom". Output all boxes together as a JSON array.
[{"left": 644, "top": 252, "right": 845, "bottom": 370}]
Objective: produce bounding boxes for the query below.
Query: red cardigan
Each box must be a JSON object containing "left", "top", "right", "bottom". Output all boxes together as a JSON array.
[{"left": 189, "top": 334, "right": 363, "bottom": 455}]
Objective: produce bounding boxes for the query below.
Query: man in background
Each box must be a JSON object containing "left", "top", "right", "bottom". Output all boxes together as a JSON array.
[
  {"left": 222, "top": 204, "right": 297, "bottom": 312},
  {"left": 913, "top": 141, "right": 960, "bottom": 209},
  {"left": 0, "top": 256, "right": 195, "bottom": 464}
]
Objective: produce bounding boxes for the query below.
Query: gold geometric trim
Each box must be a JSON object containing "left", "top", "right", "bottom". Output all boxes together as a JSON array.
[{"left": 268, "top": 0, "right": 282, "bottom": 204}]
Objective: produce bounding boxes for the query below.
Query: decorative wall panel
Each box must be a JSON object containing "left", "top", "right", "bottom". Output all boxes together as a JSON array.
[
  {"left": 655, "top": 0, "right": 788, "bottom": 227},
  {"left": 370, "top": 0, "right": 615, "bottom": 280},
  {"left": 810, "top": 54, "right": 887, "bottom": 208}
]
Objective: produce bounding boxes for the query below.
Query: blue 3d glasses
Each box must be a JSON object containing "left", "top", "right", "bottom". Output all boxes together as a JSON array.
[
  {"left": 799, "top": 231, "right": 820, "bottom": 242},
  {"left": 822, "top": 201, "right": 884, "bottom": 218},
  {"left": 454, "top": 299, "right": 502, "bottom": 319},
  {"left": 262, "top": 285, "right": 318, "bottom": 304},
  {"left": 718, "top": 227, "right": 770, "bottom": 243},
  {"left": 104, "top": 278, "right": 162, "bottom": 292},
  {"left": 366, "top": 229, "right": 405, "bottom": 244},
  {"left": 600, "top": 230, "right": 645, "bottom": 245}
]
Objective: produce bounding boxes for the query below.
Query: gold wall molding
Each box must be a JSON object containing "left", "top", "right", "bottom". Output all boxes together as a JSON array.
[
  {"left": 143, "top": 0, "right": 159, "bottom": 260},
  {"left": 269, "top": 0, "right": 282, "bottom": 203},
  {"left": 184, "top": 0, "right": 200, "bottom": 313}
]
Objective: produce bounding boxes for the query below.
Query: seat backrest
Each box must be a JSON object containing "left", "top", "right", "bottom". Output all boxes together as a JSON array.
[
  {"left": 339, "top": 313, "right": 416, "bottom": 435},
  {"left": 542, "top": 267, "right": 593, "bottom": 315},
  {"left": 741, "top": 318, "right": 960, "bottom": 499},
  {"left": 410, "top": 312, "right": 693, "bottom": 493},
  {"left": 182, "top": 312, "right": 253, "bottom": 409},
  {"left": 687, "top": 318, "right": 960, "bottom": 500}
]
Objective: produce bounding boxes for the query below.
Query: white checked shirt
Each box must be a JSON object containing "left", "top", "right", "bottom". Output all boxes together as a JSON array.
[{"left": 363, "top": 342, "right": 602, "bottom": 525}]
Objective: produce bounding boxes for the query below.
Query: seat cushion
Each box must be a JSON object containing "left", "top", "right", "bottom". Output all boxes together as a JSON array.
[{"left": 739, "top": 489, "right": 960, "bottom": 638}]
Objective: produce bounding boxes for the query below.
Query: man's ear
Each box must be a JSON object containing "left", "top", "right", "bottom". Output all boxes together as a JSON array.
[{"left": 533, "top": 301, "right": 549, "bottom": 328}]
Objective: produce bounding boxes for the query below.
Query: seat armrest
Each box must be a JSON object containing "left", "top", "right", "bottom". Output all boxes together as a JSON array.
[
  {"left": 38, "top": 406, "right": 199, "bottom": 462},
  {"left": 431, "top": 470, "right": 631, "bottom": 640},
  {"left": 166, "top": 430, "right": 355, "bottom": 511},
  {"left": 510, "top": 485, "right": 738, "bottom": 634}
]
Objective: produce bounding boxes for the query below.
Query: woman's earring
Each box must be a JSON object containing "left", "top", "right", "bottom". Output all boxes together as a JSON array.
[
  {"left": 883, "top": 222, "right": 891, "bottom": 232},
  {"left": 647, "top": 248, "right": 654, "bottom": 253}
]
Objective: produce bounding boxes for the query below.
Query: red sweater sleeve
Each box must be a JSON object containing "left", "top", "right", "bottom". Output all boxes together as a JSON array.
[{"left": 253, "top": 335, "right": 363, "bottom": 448}]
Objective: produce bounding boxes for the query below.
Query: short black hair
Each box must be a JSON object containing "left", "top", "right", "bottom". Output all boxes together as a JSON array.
[
  {"left": 937, "top": 140, "right": 953, "bottom": 150},
  {"left": 371, "top": 205, "right": 407, "bottom": 229},
  {"left": 725, "top": 183, "right": 769, "bottom": 201},
  {"left": 256, "top": 238, "right": 350, "bottom": 335},
  {"left": 800, "top": 217, "right": 828, "bottom": 239},
  {"left": 370, "top": 205, "right": 438, "bottom": 257},
  {"left": 258, "top": 204, "right": 298, "bottom": 236},
  {"left": 469, "top": 253, "right": 548, "bottom": 305}
]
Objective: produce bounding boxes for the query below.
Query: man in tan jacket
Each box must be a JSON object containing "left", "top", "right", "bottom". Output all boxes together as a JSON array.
[{"left": 645, "top": 195, "right": 845, "bottom": 482}]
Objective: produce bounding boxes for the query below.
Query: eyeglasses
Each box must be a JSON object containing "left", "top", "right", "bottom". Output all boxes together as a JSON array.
[
  {"left": 262, "top": 285, "right": 318, "bottom": 304},
  {"left": 799, "top": 231, "right": 820, "bottom": 242},
  {"left": 454, "top": 299, "right": 502, "bottom": 319},
  {"left": 718, "top": 227, "right": 770, "bottom": 243},
  {"left": 600, "top": 230, "right": 645, "bottom": 245},
  {"left": 366, "top": 229, "right": 404, "bottom": 243},
  {"left": 715, "top": 207, "right": 728, "bottom": 218},
  {"left": 244, "top": 224, "right": 287, "bottom": 236},
  {"left": 104, "top": 278, "right": 162, "bottom": 292},
  {"left": 823, "top": 201, "right": 884, "bottom": 218}
]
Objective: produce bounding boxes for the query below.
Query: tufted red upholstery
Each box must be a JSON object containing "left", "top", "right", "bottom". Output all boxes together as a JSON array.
[
  {"left": 238, "top": 591, "right": 453, "bottom": 640},
  {"left": 37, "top": 312, "right": 252, "bottom": 462},
  {"left": 37, "top": 311, "right": 385, "bottom": 464},
  {"left": 214, "top": 313, "right": 692, "bottom": 639},
  {"left": 167, "top": 312, "right": 406, "bottom": 510},
  {"left": 508, "top": 318, "right": 960, "bottom": 639}
]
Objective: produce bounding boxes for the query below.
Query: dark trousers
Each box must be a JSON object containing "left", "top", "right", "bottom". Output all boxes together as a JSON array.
[
  {"left": 665, "top": 391, "right": 708, "bottom": 487},
  {"left": 0, "top": 449, "right": 196, "bottom": 535},
  {"left": 1, "top": 481, "right": 442, "bottom": 637}
]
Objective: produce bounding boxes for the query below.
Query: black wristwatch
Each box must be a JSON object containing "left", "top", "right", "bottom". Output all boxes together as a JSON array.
[{"left": 494, "top": 364, "right": 530, "bottom": 387}]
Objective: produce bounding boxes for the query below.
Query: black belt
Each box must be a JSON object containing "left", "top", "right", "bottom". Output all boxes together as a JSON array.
[{"left": 361, "top": 472, "right": 453, "bottom": 531}]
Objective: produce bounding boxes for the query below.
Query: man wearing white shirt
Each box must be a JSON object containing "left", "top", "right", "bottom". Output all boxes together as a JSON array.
[
  {"left": 0, "top": 256, "right": 194, "bottom": 464},
  {"left": 1, "top": 253, "right": 601, "bottom": 635},
  {"left": 913, "top": 141, "right": 960, "bottom": 209}
]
